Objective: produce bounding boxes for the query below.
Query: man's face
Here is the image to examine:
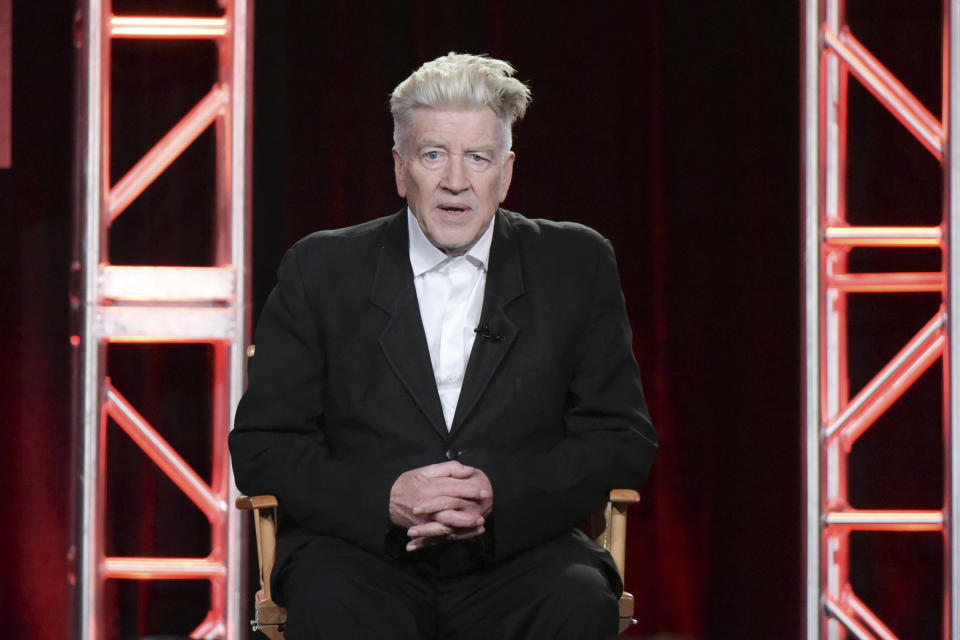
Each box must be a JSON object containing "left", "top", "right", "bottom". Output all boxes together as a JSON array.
[{"left": 393, "top": 107, "right": 514, "bottom": 255}]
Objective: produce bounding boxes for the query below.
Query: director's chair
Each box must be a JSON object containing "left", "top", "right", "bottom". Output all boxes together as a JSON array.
[{"left": 236, "top": 489, "right": 642, "bottom": 638}]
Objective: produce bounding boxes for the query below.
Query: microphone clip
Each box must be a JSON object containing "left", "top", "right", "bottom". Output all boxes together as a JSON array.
[{"left": 474, "top": 323, "right": 504, "bottom": 342}]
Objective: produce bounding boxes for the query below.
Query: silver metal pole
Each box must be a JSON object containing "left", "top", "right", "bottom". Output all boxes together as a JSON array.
[
  {"left": 945, "top": 2, "right": 960, "bottom": 637},
  {"left": 822, "top": 2, "right": 848, "bottom": 637},
  {"left": 73, "top": 1, "right": 106, "bottom": 638},
  {"left": 801, "top": 0, "right": 823, "bottom": 638},
  {"left": 226, "top": 1, "right": 254, "bottom": 636}
]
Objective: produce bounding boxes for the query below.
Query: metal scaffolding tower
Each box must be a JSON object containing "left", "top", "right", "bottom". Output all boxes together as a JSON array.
[
  {"left": 803, "top": 1, "right": 960, "bottom": 637},
  {"left": 70, "top": 1, "right": 253, "bottom": 638}
]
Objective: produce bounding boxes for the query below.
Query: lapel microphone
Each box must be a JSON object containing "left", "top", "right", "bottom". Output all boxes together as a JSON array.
[{"left": 474, "top": 322, "right": 504, "bottom": 342}]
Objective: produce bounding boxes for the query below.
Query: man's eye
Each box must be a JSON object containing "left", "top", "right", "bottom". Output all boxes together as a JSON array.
[
  {"left": 424, "top": 151, "right": 440, "bottom": 160},
  {"left": 469, "top": 154, "right": 488, "bottom": 163}
]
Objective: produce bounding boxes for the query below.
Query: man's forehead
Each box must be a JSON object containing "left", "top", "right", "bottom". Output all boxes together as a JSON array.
[
  {"left": 412, "top": 104, "right": 497, "bottom": 117},
  {"left": 408, "top": 107, "right": 503, "bottom": 146},
  {"left": 416, "top": 138, "right": 499, "bottom": 151}
]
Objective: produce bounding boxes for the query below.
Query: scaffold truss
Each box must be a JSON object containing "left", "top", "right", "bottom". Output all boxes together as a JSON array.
[
  {"left": 70, "top": 2, "right": 253, "bottom": 638},
  {"left": 803, "top": 1, "right": 960, "bottom": 638}
]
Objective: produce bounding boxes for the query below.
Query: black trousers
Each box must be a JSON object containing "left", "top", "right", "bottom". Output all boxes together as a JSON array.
[{"left": 277, "top": 529, "right": 622, "bottom": 640}]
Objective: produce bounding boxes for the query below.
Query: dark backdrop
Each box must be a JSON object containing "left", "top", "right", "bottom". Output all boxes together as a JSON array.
[{"left": 3, "top": 1, "right": 945, "bottom": 638}]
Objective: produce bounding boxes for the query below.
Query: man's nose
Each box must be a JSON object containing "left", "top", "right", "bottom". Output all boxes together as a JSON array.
[{"left": 441, "top": 157, "right": 469, "bottom": 193}]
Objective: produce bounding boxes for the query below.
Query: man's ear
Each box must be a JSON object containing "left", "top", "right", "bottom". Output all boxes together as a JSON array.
[
  {"left": 392, "top": 147, "right": 406, "bottom": 197},
  {"left": 499, "top": 151, "right": 515, "bottom": 202}
]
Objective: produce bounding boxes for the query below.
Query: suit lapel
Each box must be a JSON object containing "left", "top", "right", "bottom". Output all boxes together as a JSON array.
[
  {"left": 370, "top": 212, "right": 449, "bottom": 439},
  {"left": 451, "top": 211, "right": 525, "bottom": 434}
]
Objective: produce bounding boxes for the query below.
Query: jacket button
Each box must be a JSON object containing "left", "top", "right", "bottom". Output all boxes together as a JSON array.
[{"left": 445, "top": 448, "right": 457, "bottom": 460}]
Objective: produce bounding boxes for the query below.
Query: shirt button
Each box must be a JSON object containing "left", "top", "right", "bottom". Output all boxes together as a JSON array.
[{"left": 445, "top": 373, "right": 456, "bottom": 383}]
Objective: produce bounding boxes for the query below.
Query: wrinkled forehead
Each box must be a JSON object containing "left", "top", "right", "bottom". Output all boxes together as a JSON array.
[{"left": 404, "top": 106, "right": 510, "bottom": 154}]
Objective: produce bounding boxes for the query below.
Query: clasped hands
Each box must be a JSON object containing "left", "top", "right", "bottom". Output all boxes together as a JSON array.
[{"left": 389, "top": 461, "right": 493, "bottom": 552}]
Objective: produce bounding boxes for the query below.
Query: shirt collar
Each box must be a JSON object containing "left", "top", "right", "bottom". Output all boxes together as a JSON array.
[{"left": 407, "top": 207, "right": 494, "bottom": 276}]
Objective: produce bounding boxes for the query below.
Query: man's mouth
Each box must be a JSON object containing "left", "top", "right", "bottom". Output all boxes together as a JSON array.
[{"left": 439, "top": 205, "right": 469, "bottom": 214}]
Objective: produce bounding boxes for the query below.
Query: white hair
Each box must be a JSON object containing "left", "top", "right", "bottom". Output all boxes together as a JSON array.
[{"left": 390, "top": 52, "right": 532, "bottom": 157}]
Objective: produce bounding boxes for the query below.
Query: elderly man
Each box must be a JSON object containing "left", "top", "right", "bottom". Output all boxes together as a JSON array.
[{"left": 229, "top": 52, "right": 658, "bottom": 639}]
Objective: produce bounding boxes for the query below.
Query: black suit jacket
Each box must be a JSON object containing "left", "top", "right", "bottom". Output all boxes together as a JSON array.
[{"left": 229, "top": 208, "right": 658, "bottom": 584}]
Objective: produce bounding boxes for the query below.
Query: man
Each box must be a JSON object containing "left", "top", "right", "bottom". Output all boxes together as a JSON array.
[{"left": 229, "top": 52, "right": 658, "bottom": 639}]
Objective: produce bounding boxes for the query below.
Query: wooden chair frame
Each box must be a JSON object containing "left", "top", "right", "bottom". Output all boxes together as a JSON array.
[{"left": 236, "top": 489, "right": 641, "bottom": 638}]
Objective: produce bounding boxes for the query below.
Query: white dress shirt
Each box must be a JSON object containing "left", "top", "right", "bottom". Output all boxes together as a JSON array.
[{"left": 408, "top": 209, "right": 493, "bottom": 430}]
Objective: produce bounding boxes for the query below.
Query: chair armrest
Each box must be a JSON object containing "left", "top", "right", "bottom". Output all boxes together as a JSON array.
[
  {"left": 596, "top": 489, "right": 641, "bottom": 582},
  {"left": 236, "top": 494, "right": 280, "bottom": 602},
  {"left": 608, "top": 489, "right": 641, "bottom": 505},
  {"left": 236, "top": 494, "right": 278, "bottom": 510}
]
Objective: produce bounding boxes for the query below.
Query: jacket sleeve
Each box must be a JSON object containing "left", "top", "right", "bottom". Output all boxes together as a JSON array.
[
  {"left": 470, "top": 236, "right": 658, "bottom": 559},
  {"left": 228, "top": 246, "right": 402, "bottom": 555}
]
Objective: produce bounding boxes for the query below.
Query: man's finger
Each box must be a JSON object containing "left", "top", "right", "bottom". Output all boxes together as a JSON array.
[
  {"left": 443, "top": 463, "right": 477, "bottom": 479},
  {"left": 406, "top": 521, "right": 451, "bottom": 539},
  {"left": 447, "top": 525, "right": 485, "bottom": 541},
  {"left": 406, "top": 526, "right": 485, "bottom": 551},
  {"left": 418, "top": 461, "right": 475, "bottom": 479},
  {"left": 428, "top": 477, "right": 487, "bottom": 501},
  {"left": 430, "top": 509, "right": 485, "bottom": 529},
  {"left": 412, "top": 497, "right": 471, "bottom": 516},
  {"left": 407, "top": 535, "right": 447, "bottom": 551}
]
